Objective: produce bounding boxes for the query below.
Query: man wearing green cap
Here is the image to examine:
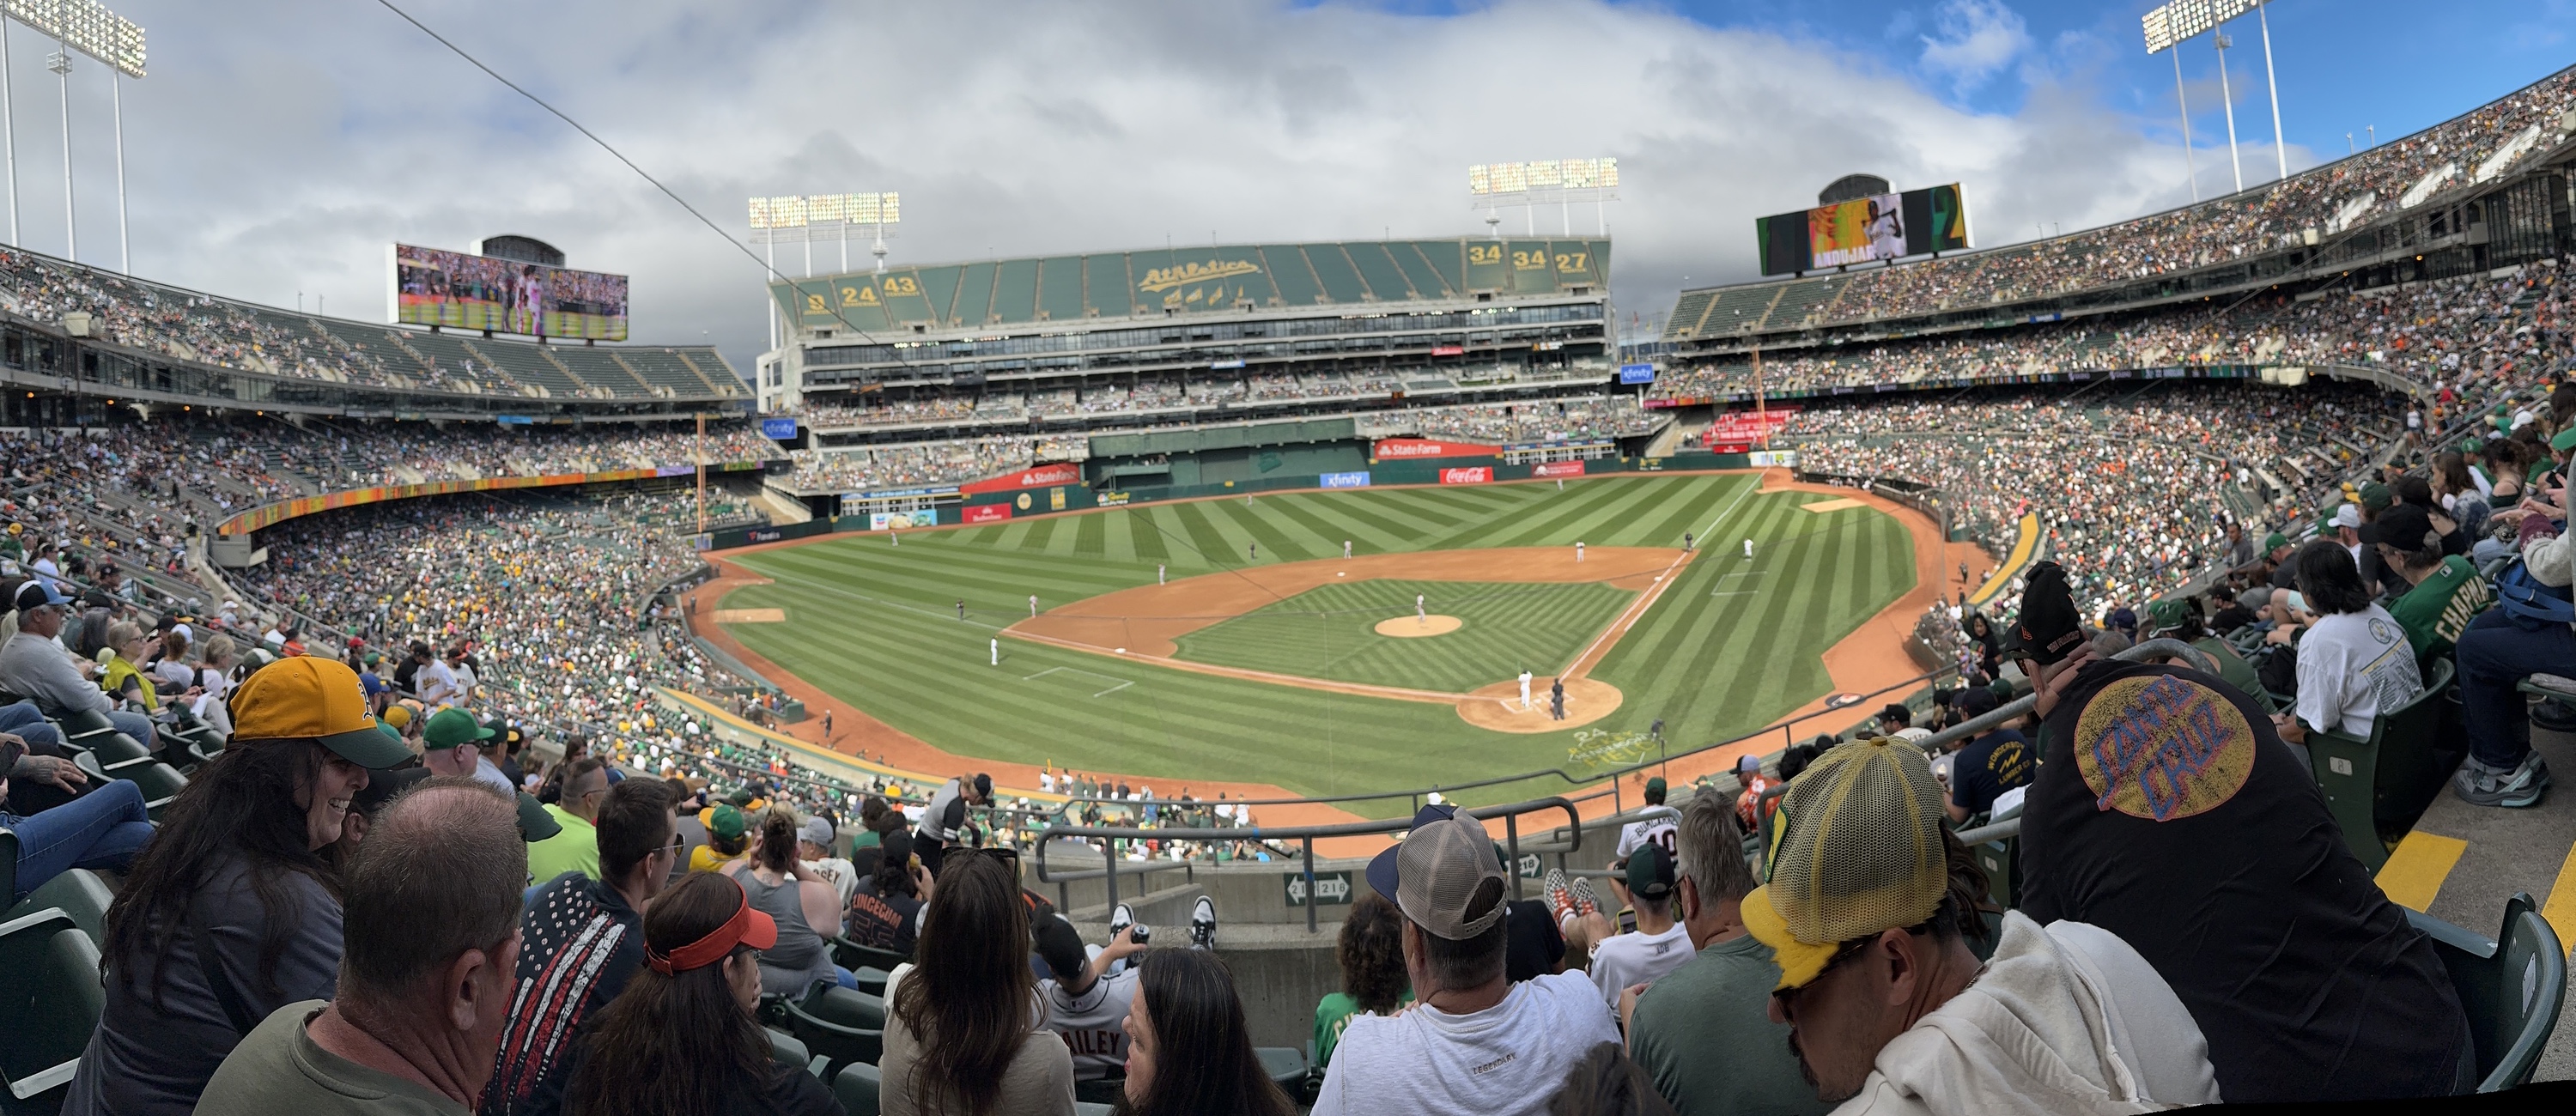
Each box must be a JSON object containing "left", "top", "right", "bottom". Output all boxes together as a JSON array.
[
  {"left": 1747, "top": 739, "right": 2218, "bottom": 1113},
  {"left": 422, "top": 707, "right": 516, "bottom": 797},
  {"left": 1587, "top": 844, "right": 1692, "bottom": 1008}
]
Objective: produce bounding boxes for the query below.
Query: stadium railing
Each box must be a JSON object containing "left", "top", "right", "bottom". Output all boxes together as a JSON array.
[
  {"left": 1051, "top": 666, "right": 1964, "bottom": 825},
  {"left": 1035, "top": 796, "right": 1582, "bottom": 934}
]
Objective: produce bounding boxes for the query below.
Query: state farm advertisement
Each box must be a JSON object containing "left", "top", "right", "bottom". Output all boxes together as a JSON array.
[
  {"left": 1374, "top": 438, "right": 1498, "bottom": 460},
  {"left": 1439, "top": 466, "right": 1494, "bottom": 485},
  {"left": 1532, "top": 461, "right": 1585, "bottom": 478},
  {"left": 960, "top": 462, "right": 1083, "bottom": 494},
  {"left": 963, "top": 504, "right": 1013, "bottom": 524}
]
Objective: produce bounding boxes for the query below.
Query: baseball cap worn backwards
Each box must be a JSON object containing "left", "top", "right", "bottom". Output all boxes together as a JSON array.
[
  {"left": 422, "top": 707, "right": 495, "bottom": 751},
  {"left": 1742, "top": 737, "right": 1950, "bottom": 991},
  {"left": 2007, "top": 561, "right": 2084, "bottom": 666},
  {"left": 1366, "top": 804, "right": 1509, "bottom": 940},
  {"left": 1625, "top": 843, "right": 1676, "bottom": 900},
  {"left": 228, "top": 655, "right": 409, "bottom": 769},
  {"left": 2143, "top": 597, "right": 2191, "bottom": 638}
]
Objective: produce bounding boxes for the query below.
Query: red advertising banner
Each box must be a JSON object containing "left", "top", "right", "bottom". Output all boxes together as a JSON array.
[
  {"left": 1439, "top": 466, "right": 1494, "bottom": 485},
  {"left": 1373, "top": 438, "right": 1499, "bottom": 460},
  {"left": 1430, "top": 344, "right": 1466, "bottom": 356},
  {"left": 1704, "top": 409, "right": 1800, "bottom": 443},
  {"left": 960, "top": 462, "right": 1083, "bottom": 494},
  {"left": 963, "top": 503, "right": 1013, "bottom": 524},
  {"left": 1532, "top": 460, "right": 1586, "bottom": 478}
]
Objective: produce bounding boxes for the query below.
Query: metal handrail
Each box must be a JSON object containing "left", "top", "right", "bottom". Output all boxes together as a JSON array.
[
  {"left": 1912, "top": 637, "right": 2216, "bottom": 755},
  {"left": 1033, "top": 796, "right": 1583, "bottom": 934},
  {"left": 1050, "top": 666, "right": 1959, "bottom": 819}
]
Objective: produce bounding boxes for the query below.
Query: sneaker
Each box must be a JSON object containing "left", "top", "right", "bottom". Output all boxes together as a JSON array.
[
  {"left": 1543, "top": 869, "right": 1577, "bottom": 925},
  {"left": 1568, "top": 876, "right": 1601, "bottom": 919},
  {"left": 1189, "top": 896, "right": 1218, "bottom": 949},
  {"left": 2453, "top": 752, "right": 2552, "bottom": 809},
  {"left": 1107, "top": 902, "right": 1134, "bottom": 943}
]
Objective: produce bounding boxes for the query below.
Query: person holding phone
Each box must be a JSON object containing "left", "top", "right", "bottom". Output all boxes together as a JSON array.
[{"left": 2453, "top": 437, "right": 2576, "bottom": 810}]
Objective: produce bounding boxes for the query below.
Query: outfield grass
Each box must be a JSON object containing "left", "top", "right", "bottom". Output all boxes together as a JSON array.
[
  {"left": 720, "top": 474, "right": 1912, "bottom": 807},
  {"left": 1170, "top": 579, "right": 1636, "bottom": 693}
]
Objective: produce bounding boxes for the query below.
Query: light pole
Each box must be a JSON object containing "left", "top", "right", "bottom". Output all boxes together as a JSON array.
[
  {"left": 2257, "top": 0, "right": 2286, "bottom": 182},
  {"left": 2214, "top": 33, "right": 2242, "bottom": 193},
  {"left": 48, "top": 43, "right": 68, "bottom": 261},
  {"left": 112, "top": 71, "right": 125, "bottom": 271},
  {"left": 2172, "top": 47, "right": 2197, "bottom": 201},
  {"left": 3, "top": 17, "right": 15, "bottom": 246}
]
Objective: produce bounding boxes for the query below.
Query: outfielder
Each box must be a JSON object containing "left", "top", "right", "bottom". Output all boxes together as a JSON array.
[
  {"left": 990, "top": 638, "right": 999, "bottom": 666},
  {"left": 1343, "top": 539, "right": 1352, "bottom": 559},
  {"left": 1743, "top": 537, "right": 1754, "bottom": 560}
]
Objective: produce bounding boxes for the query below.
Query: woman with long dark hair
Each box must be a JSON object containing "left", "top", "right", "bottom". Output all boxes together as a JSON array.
[
  {"left": 847, "top": 828, "right": 927, "bottom": 954},
  {"left": 562, "top": 872, "right": 841, "bottom": 1116},
  {"left": 64, "top": 657, "right": 404, "bottom": 1116},
  {"left": 881, "top": 852, "right": 1072, "bottom": 1115},
  {"left": 1120, "top": 949, "right": 1295, "bottom": 1116}
]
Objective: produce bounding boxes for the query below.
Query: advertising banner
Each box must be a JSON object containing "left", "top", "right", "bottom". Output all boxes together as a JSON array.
[
  {"left": 1532, "top": 460, "right": 1586, "bottom": 478},
  {"left": 1618, "top": 362, "right": 1656, "bottom": 385},
  {"left": 217, "top": 459, "right": 769, "bottom": 535},
  {"left": 1372, "top": 438, "right": 1498, "bottom": 460},
  {"left": 1430, "top": 344, "right": 1466, "bottom": 356},
  {"left": 1705, "top": 409, "right": 1800, "bottom": 444},
  {"left": 391, "top": 243, "right": 629, "bottom": 340},
  {"left": 1319, "top": 470, "right": 1372, "bottom": 488},
  {"left": 759, "top": 417, "right": 799, "bottom": 440},
  {"left": 1748, "top": 450, "right": 1800, "bottom": 467},
  {"left": 869, "top": 510, "right": 938, "bottom": 531},
  {"left": 960, "top": 462, "right": 1084, "bottom": 494},
  {"left": 963, "top": 504, "right": 1013, "bottom": 524},
  {"left": 1439, "top": 466, "right": 1494, "bottom": 485}
]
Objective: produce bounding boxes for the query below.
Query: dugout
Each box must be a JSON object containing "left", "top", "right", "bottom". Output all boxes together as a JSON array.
[{"left": 1085, "top": 418, "right": 1366, "bottom": 495}]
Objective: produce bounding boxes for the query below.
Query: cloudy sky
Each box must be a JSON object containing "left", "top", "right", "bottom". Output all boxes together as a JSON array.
[{"left": 3, "top": 0, "right": 2568, "bottom": 376}]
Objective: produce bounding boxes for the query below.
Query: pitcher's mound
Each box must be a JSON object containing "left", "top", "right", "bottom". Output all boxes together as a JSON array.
[
  {"left": 1457, "top": 677, "right": 1622, "bottom": 733},
  {"left": 1376, "top": 615, "right": 1462, "bottom": 637}
]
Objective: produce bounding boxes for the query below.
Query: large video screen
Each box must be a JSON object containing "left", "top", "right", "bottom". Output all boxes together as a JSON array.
[
  {"left": 390, "top": 244, "right": 629, "bottom": 341},
  {"left": 1754, "top": 183, "right": 1971, "bottom": 276}
]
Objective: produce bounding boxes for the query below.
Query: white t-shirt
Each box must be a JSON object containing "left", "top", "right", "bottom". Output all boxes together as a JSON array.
[
  {"left": 1311, "top": 970, "right": 1618, "bottom": 1116},
  {"left": 1614, "top": 817, "right": 1676, "bottom": 860},
  {"left": 416, "top": 658, "right": 459, "bottom": 705},
  {"left": 1586, "top": 922, "right": 1694, "bottom": 1005},
  {"left": 2294, "top": 605, "right": 2424, "bottom": 737}
]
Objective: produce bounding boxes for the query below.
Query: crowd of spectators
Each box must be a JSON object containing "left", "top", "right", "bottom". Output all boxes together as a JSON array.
[
  {"left": 1722, "top": 64, "right": 2576, "bottom": 330},
  {"left": 1659, "top": 265, "right": 2554, "bottom": 401}
]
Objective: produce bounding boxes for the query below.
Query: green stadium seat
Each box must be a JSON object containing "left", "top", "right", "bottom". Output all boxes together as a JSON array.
[
  {"left": 1973, "top": 835, "right": 2018, "bottom": 911},
  {"left": 3, "top": 869, "right": 112, "bottom": 943},
  {"left": 56, "top": 709, "right": 118, "bottom": 745},
  {"left": 2308, "top": 658, "right": 2457, "bottom": 873},
  {"left": 126, "top": 764, "right": 190, "bottom": 820},
  {"left": 798, "top": 980, "right": 887, "bottom": 1030},
  {"left": 851, "top": 965, "right": 890, "bottom": 998},
  {"left": 87, "top": 733, "right": 155, "bottom": 775},
  {"left": 829, "top": 936, "right": 909, "bottom": 973},
  {"left": 70, "top": 750, "right": 106, "bottom": 785},
  {"left": 1073, "top": 1076, "right": 1127, "bottom": 1106},
  {"left": 0, "top": 907, "right": 105, "bottom": 1100},
  {"left": 1255, "top": 1046, "right": 1307, "bottom": 1092},
  {"left": 765, "top": 1026, "right": 810, "bottom": 1070},
  {"left": 832, "top": 1061, "right": 882, "bottom": 1116},
  {"left": 2405, "top": 893, "right": 2566, "bottom": 1091},
  {"left": 783, "top": 991, "right": 883, "bottom": 1078}
]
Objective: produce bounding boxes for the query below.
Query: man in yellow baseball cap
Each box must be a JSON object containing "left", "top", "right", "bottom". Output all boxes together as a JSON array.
[{"left": 1745, "top": 737, "right": 2218, "bottom": 1114}]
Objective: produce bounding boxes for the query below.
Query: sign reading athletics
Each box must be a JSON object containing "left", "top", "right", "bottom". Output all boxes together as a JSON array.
[
  {"left": 1753, "top": 183, "right": 1971, "bottom": 276},
  {"left": 390, "top": 244, "right": 630, "bottom": 340}
]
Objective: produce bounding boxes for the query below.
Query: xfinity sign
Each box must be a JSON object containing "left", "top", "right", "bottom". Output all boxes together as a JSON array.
[{"left": 1618, "top": 363, "right": 1656, "bottom": 385}]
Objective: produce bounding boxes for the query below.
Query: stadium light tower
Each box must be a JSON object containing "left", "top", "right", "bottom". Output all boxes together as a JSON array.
[
  {"left": 2143, "top": 0, "right": 2289, "bottom": 196},
  {"left": 749, "top": 192, "right": 900, "bottom": 346},
  {"left": 1469, "top": 159, "right": 1619, "bottom": 237},
  {"left": 0, "top": 0, "right": 145, "bottom": 267}
]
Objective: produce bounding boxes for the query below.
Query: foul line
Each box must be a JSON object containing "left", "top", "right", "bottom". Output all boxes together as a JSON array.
[{"left": 1021, "top": 665, "right": 1137, "bottom": 698}]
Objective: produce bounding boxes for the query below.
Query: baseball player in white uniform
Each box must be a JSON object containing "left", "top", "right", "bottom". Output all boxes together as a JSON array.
[{"left": 1518, "top": 670, "right": 1534, "bottom": 712}]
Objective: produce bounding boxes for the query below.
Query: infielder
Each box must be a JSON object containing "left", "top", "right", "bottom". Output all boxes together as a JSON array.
[
  {"left": 1576, "top": 541, "right": 1585, "bottom": 563},
  {"left": 1157, "top": 563, "right": 1166, "bottom": 585},
  {"left": 1343, "top": 539, "right": 1352, "bottom": 559},
  {"left": 1030, "top": 594, "right": 1039, "bottom": 616}
]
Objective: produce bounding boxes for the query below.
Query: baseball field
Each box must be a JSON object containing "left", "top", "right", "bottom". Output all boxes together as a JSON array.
[{"left": 710, "top": 472, "right": 1919, "bottom": 805}]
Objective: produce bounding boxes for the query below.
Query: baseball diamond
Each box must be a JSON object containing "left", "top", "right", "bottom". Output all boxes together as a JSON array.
[{"left": 707, "top": 470, "right": 1959, "bottom": 804}]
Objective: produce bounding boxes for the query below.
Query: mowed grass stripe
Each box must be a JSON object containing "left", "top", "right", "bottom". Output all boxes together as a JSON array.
[
  {"left": 1170, "top": 579, "right": 1633, "bottom": 692},
  {"left": 720, "top": 476, "right": 1917, "bottom": 805}
]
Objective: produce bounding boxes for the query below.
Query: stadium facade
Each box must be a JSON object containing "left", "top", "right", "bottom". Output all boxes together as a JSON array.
[{"left": 754, "top": 239, "right": 1637, "bottom": 492}]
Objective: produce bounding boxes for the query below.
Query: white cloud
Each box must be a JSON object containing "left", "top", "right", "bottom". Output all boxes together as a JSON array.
[
  {"left": 1918, "top": 0, "right": 2033, "bottom": 95},
  {"left": 11, "top": 0, "right": 2199, "bottom": 371}
]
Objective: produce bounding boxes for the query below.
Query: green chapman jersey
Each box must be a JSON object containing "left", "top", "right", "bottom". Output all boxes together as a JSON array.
[{"left": 2387, "top": 555, "right": 2494, "bottom": 663}]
